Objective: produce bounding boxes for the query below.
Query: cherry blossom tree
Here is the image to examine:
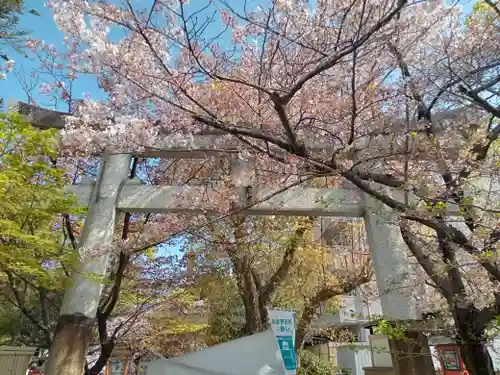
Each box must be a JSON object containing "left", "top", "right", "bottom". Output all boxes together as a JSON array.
[
  {"left": 185, "top": 214, "right": 372, "bottom": 348},
  {"left": 40, "top": 0, "right": 500, "bottom": 374}
]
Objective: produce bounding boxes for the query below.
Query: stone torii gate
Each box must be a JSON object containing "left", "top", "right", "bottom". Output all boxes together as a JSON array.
[{"left": 12, "top": 101, "right": 470, "bottom": 375}]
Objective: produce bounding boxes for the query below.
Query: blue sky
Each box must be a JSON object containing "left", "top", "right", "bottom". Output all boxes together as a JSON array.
[
  {"left": 1, "top": 0, "right": 234, "bottom": 107},
  {"left": 1, "top": 0, "right": 476, "bottom": 107},
  {"left": 0, "top": 0, "right": 106, "bottom": 107}
]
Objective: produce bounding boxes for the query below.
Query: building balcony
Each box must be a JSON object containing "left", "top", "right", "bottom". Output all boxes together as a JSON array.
[{"left": 312, "top": 295, "right": 382, "bottom": 329}]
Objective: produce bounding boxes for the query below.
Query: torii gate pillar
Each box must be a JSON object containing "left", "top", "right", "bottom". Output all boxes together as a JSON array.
[
  {"left": 45, "top": 153, "right": 132, "bottom": 375},
  {"left": 363, "top": 193, "right": 435, "bottom": 375}
]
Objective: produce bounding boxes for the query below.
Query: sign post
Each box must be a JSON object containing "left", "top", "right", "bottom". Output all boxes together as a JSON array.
[{"left": 267, "top": 308, "right": 297, "bottom": 375}]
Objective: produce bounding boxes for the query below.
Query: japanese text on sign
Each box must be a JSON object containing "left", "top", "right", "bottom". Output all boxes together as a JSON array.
[{"left": 271, "top": 318, "right": 293, "bottom": 333}]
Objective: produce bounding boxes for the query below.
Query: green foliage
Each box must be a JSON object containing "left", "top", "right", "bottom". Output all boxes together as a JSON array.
[
  {"left": 0, "top": 0, "right": 23, "bottom": 20},
  {"left": 0, "top": 303, "right": 21, "bottom": 344},
  {"left": 373, "top": 319, "right": 409, "bottom": 340},
  {"left": 0, "top": 112, "right": 79, "bottom": 288},
  {"left": 465, "top": 1, "right": 499, "bottom": 26},
  {"left": 0, "top": 0, "right": 25, "bottom": 54},
  {"left": 179, "top": 214, "right": 359, "bottom": 346},
  {"left": 196, "top": 274, "right": 246, "bottom": 344},
  {"left": 297, "top": 349, "right": 342, "bottom": 375},
  {"left": 0, "top": 287, "right": 60, "bottom": 347},
  {"left": 143, "top": 288, "right": 211, "bottom": 356}
]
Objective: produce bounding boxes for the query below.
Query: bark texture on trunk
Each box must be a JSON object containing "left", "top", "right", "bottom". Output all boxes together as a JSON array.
[
  {"left": 453, "top": 305, "right": 496, "bottom": 375},
  {"left": 460, "top": 339, "right": 495, "bottom": 375},
  {"left": 455, "top": 314, "right": 495, "bottom": 375},
  {"left": 44, "top": 314, "right": 94, "bottom": 375},
  {"left": 388, "top": 330, "right": 435, "bottom": 375}
]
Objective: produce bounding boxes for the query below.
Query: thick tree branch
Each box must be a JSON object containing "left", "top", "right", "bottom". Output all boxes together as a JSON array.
[
  {"left": 87, "top": 310, "right": 114, "bottom": 375},
  {"left": 38, "top": 287, "right": 52, "bottom": 341},
  {"left": 348, "top": 48, "right": 358, "bottom": 145},
  {"left": 295, "top": 271, "right": 371, "bottom": 349},
  {"left": 260, "top": 217, "right": 316, "bottom": 305},
  {"left": 63, "top": 214, "right": 78, "bottom": 250},
  {"left": 458, "top": 84, "right": 500, "bottom": 118},
  {"left": 399, "top": 221, "right": 452, "bottom": 298},
  {"left": 250, "top": 266, "right": 263, "bottom": 292},
  {"left": 355, "top": 170, "right": 406, "bottom": 188},
  {"left": 99, "top": 252, "right": 130, "bottom": 320},
  {"left": 192, "top": 113, "right": 296, "bottom": 152},
  {"left": 427, "top": 62, "right": 500, "bottom": 111},
  {"left": 270, "top": 92, "right": 303, "bottom": 153},
  {"left": 5, "top": 272, "right": 51, "bottom": 338},
  {"left": 437, "top": 234, "right": 466, "bottom": 297}
]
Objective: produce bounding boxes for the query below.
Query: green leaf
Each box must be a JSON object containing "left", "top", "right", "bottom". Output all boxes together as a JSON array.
[{"left": 0, "top": 112, "right": 81, "bottom": 290}]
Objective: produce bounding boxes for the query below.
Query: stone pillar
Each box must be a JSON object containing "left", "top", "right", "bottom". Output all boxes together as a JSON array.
[
  {"left": 363, "top": 193, "right": 435, "bottom": 375},
  {"left": 45, "top": 153, "right": 132, "bottom": 375},
  {"left": 363, "top": 193, "right": 417, "bottom": 320},
  {"left": 230, "top": 154, "right": 253, "bottom": 199}
]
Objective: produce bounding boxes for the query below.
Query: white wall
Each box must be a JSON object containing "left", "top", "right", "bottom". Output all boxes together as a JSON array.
[{"left": 336, "top": 343, "right": 371, "bottom": 375}]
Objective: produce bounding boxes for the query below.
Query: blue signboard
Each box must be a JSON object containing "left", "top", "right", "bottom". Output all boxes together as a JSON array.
[{"left": 267, "top": 309, "right": 297, "bottom": 375}]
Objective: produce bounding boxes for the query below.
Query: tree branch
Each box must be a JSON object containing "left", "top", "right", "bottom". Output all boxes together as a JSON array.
[
  {"left": 281, "top": 0, "right": 407, "bottom": 104},
  {"left": 63, "top": 214, "right": 78, "bottom": 250},
  {"left": 458, "top": 84, "right": 500, "bottom": 118},
  {"left": 399, "top": 221, "right": 453, "bottom": 298},
  {"left": 270, "top": 92, "right": 303, "bottom": 153},
  {"left": 295, "top": 272, "right": 371, "bottom": 349},
  {"left": 99, "top": 252, "right": 130, "bottom": 320},
  {"left": 87, "top": 310, "right": 114, "bottom": 375},
  {"left": 260, "top": 217, "right": 315, "bottom": 305},
  {"left": 192, "top": 113, "right": 295, "bottom": 152},
  {"left": 438, "top": 234, "right": 467, "bottom": 298},
  {"left": 4, "top": 272, "right": 51, "bottom": 338}
]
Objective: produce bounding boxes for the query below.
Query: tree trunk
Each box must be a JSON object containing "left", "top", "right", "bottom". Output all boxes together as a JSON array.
[
  {"left": 460, "top": 339, "right": 495, "bottom": 375},
  {"left": 454, "top": 307, "right": 495, "bottom": 375},
  {"left": 9, "top": 310, "right": 23, "bottom": 345},
  {"left": 241, "top": 266, "right": 266, "bottom": 334},
  {"left": 388, "top": 330, "right": 435, "bottom": 375},
  {"left": 295, "top": 299, "right": 319, "bottom": 350},
  {"left": 44, "top": 315, "right": 94, "bottom": 375}
]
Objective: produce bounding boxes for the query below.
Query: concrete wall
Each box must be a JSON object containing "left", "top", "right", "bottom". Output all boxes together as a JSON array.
[
  {"left": 307, "top": 343, "right": 337, "bottom": 366},
  {"left": 313, "top": 295, "right": 383, "bottom": 329},
  {"left": 336, "top": 343, "right": 371, "bottom": 375}
]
